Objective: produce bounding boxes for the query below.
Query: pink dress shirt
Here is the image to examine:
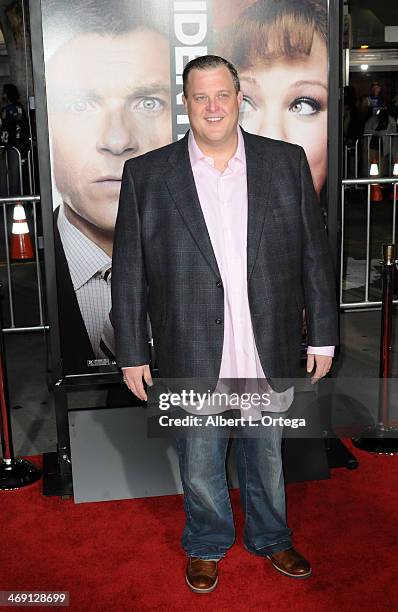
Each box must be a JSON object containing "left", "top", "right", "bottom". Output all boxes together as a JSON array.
[{"left": 186, "top": 127, "right": 333, "bottom": 417}]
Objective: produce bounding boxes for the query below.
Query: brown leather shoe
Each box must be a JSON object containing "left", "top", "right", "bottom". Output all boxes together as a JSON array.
[
  {"left": 266, "top": 548, "right": 312, "bottom": 578},
  {"left": 186, "top": 557, "right": 219, "bottom": 593}
]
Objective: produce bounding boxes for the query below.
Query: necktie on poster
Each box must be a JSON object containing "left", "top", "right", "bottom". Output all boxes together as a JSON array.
[{"left": 99, "top": 266, "right": 116, "bottom": 363}]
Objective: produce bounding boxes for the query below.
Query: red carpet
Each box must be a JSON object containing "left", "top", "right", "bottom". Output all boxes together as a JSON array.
[{"left": 1, "top": 440, "right": 397, "bottom": 611}]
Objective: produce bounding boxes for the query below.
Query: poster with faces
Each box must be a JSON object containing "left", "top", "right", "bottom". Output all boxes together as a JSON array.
[{"left": 40, "top": 0, "right": 328, "bottom": 376}]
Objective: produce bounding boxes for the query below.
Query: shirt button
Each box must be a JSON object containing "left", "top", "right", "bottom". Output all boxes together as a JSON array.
[
  {"left": 215, "top": 318, "right": 222, "bottom": 325},
  {"left": 216, "top": 280, "right": 223, "bottom": 288}
]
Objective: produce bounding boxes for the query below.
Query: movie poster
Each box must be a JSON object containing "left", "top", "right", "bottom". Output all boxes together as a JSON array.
[{"left": 40, "top": 0, "right": 329, "bottom": 376}]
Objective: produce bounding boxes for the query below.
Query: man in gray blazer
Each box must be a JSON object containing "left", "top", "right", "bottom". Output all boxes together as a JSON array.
[{"left": 111, "top": 55, "right": 338, "bottom": 593}]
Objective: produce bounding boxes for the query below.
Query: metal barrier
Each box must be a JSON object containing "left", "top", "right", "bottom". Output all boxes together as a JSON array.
[
  {"left": 0, "top": 195, "right": 46, "bottom": 333},
  {"left": 0, "top": 173, "right": 396, "bottom": 329},
  {"left": 27, "top": 148, "right": 36, "bottom": 195},
  {"left": 344, "top": 133, "right": 398, "bottom": 179},
  {"left": 0, "top": 145, "right": 35, "bottom": 197},
  {"left": 340, "top": 177, "right": 398, "bottom": 310}
]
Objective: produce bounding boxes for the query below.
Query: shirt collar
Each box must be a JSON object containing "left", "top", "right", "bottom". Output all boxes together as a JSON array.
[
  {"left": 188, "top": 125, "right": 246, "bottom": 171},
  {"left": 57, "top": 203, "right": 111, "bottom": 290}
]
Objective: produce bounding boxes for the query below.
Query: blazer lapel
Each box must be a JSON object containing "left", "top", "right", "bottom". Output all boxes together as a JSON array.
[
  {"left": 164, "top": 132, "right": 221, "bottom": 279},
  {"left": 243, "top": 129, "right": 274, "bottom": 281}
]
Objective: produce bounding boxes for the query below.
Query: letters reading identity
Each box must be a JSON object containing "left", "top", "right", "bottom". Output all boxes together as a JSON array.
[{"left": 172, "top": 0, "right": 209, "bottom": 139}]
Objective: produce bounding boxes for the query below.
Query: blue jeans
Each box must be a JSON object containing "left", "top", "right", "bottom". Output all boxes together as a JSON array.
[{"left": 175, "top": 414, "right": 292, "bottom": 560}]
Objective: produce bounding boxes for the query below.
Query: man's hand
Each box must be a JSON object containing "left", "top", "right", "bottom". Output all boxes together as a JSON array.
[
  {"left": 122, "top": 364, "right": 152, "bottom": 401},
  {"left": 306, "top": 354, "right": 332, "bottom": 384}
]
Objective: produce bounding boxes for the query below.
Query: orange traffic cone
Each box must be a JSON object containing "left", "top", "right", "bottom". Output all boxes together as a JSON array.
[
  {"left": 370, "top": 185, "right": 383, "bottom": 201},
  {"left": 10, "top": 204, "right": 34, "bottom": 260},
  {"left": 369, "top": 162, "right": 383, "bottom": 202}
]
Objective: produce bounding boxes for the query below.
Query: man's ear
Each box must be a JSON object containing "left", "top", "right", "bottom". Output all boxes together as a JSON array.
[
  {"left": 237, "top": 90, "right": 243, "bottom": 108},
  {"left": 182, "top": 94, "right": 187, "bottom": 111}
]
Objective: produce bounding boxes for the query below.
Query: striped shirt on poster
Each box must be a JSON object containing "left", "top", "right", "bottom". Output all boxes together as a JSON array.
[{"left": 57, "top": 203, "right": 112, "bottom": 360}]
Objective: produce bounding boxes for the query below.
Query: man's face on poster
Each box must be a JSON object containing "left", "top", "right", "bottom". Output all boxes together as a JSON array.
[{"left": 47, "top": 29, "right": 172, "bottom": 233}]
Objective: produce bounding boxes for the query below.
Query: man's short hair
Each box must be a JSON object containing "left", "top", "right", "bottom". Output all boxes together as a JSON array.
[
  {"left": 3, "top": 84, "right": 20, "bottom": 103},
  {"left": 42, "top": 0, "right": 168, "bottom": 60},
  {"left": 182, "top": 55, "right": 240, "bottom": 97}
]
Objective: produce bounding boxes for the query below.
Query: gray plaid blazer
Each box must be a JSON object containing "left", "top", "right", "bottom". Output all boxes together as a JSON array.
[{"left": 111, "top": 128, "right": 338, "bottom": 391}]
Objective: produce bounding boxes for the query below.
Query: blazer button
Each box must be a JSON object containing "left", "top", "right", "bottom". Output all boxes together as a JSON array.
[
  {"left": 216, "top": 280, "right": 223, "bottom": 288},
  {"left": 215, "top": 317, "right": 222, "bottom": 325}
]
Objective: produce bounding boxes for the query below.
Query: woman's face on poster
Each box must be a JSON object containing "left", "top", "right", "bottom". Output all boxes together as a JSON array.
[{"left": 238, "top": 34, "right": 327, "bottom": 195}]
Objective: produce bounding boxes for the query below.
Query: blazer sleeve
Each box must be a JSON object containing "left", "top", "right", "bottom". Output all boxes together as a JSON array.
[
  {"left": 110, "top": 161, "right": 151, "bottom": 368},
  {"left": 299, "top": 146, "right": 339, "bottom": 347}
]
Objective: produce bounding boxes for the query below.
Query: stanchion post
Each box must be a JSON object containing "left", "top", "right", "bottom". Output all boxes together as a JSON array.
[
  {"left": 0, "top": 283, "right": 13, "bottom": 462},
  {"left": 0, "top": 282, "right": 42, "bottom": 489},
  {"left": 352, "top": 244, "right": 398, "bottom": 454},
  {"left": 379, "top": 245, "right": 394, "bottom": 425}
]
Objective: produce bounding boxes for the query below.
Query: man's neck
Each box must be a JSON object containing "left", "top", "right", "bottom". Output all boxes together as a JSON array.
[
  {"left": 194, "top": 130, "right": 239, "bottom": 172},
  {"left": 63, "top": 203, "right": 113, "bottom": 258}
]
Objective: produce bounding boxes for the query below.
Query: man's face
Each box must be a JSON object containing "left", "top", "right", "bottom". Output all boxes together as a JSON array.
[
  {"left": 371, "top": 83, "right": 381, "bottom": 97},
  {"left": 182, "top": 66, "right": 243, "bottom": 150},
  {"left": 47, "top": 29, "right": 171, "bottom": 233}
]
